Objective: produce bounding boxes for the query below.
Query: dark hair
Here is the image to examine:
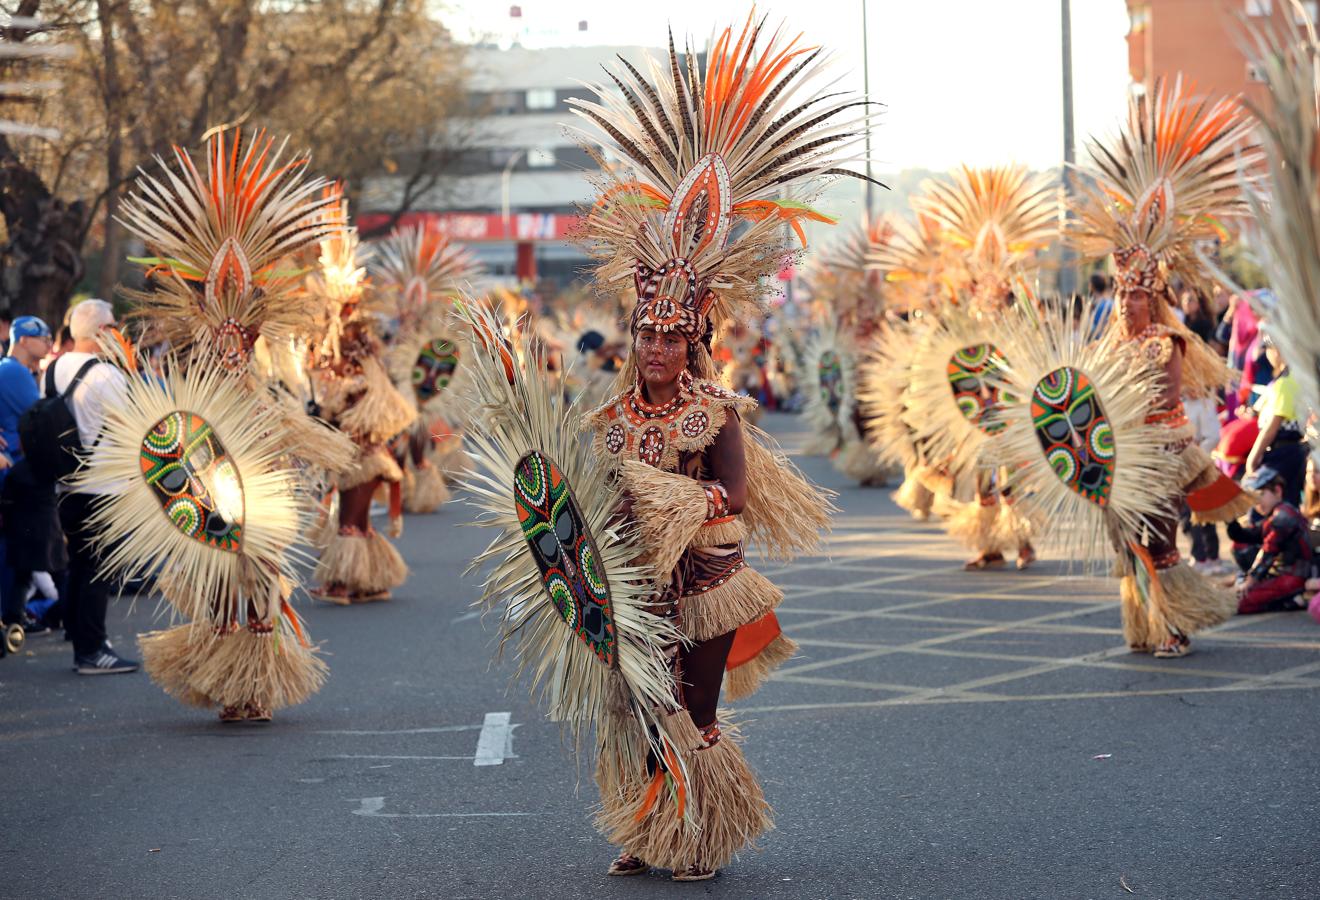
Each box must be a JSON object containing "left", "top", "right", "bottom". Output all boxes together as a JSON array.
[
  {"left": 1263, "top": 475, "right": 1287, "bottom": 495},
  {"left": 58, "top": 326, "right": 73, "bottom": 345},
  {"left": 1088, "top": 273, "right": 1109, "bottom": 295},
  {"left": 0, "top": 307, "right": 11, "bottom": 323}
]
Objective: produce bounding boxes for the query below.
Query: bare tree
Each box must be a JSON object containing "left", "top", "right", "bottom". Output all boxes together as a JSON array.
[{"left": 0, "top": 0, "right": 476, "bottom": 324}]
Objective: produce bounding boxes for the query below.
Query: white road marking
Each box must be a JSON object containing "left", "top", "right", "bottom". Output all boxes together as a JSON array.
[
  {"left": 348, "top": 797, "right": 537, "bottom": 818},
  {"left": 450, "top": 610, "right": 481, "bottom": 624},
  {"left": 332, "top": 749, "right": 477, "bottom": 754},
  {"left": 473, "top": 711, "right": 513, "bottom": 767},
  {"left": 316, "top": 724, "right": 483, "bottom": 736}
]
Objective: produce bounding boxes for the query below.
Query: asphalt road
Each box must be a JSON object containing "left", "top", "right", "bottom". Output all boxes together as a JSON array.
[{"left": 3, "top": 412, "right": 1319, "bottom": 900}]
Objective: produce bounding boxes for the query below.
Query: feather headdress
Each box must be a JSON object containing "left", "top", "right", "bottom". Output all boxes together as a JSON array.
[
  {"left": 119, "top": 129, "right": 338, "bottom": 371},
  {"left": 866, "top": 205, "right": 959, "bottom": 311},
  {"left": 1069, "top": 77, "right": 1260, "bottom": 298},
  {"left": 918, "top": 164, "right": 1057, "bottom": 308},
  {"left": 809, "top": 213, "right": 894, "bottom": 325},
  {"left": 372, "top": 224, "right": 483, "bottom": 323},
  {"left": 571, "top": 10, "right": 880, "bottom": 338}
]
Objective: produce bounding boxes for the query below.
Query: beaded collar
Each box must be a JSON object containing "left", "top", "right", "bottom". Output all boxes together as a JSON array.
[{"left": 588, "top": 372, "right": 754, "bottom": 472}]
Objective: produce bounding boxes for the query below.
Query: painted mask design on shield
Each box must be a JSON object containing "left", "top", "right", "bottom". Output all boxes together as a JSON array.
[
  {"left": 1030, "top": 366, "right": 1115, "bottom": 506},
  {"left": 818, "top": 349, "right": 843, "bottom": 415},
  {"left": 139, "top": 411, "right": 245, "bottom": 551},
  {"left": 412, "top": 338, "right": 460, "bottom": 403},
  {"left": 947, "top": 343, "right": 1007, "bottom": 434},
  {"left": 514, "top": 451, "right": 616, "bottom": 667}
]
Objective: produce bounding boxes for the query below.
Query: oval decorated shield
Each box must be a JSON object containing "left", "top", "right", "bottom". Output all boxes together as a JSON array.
[
  {"left": 139, "top": 411, "right": 245, "bottom": 551},
  {"left": 412, "top": 338, "right": 460, "bottom": 403},
  {"left": 513, "top": 451, "right": 617, "bottom": 668},
  {"left": 818, "top": 349, "right": 843, "bottom": 414},
  {"left": 947, "top": 343, "right": 1008, "bottom": 434},
  {"left": 1030, "top": 366, "right": 1115, "bottom": 507}
]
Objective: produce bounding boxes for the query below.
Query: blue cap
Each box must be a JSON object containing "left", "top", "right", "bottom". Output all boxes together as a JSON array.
[
  {"left": 1244, "top": 465, "right": 1282, "bottom": 491},
  {"left": 10, "top": 316, "right": 51, "bottom": 343}
]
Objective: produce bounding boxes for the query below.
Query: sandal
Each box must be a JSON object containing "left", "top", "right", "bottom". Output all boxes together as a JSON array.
[
  {"left": 672, "top": 865, "right": 717, "bottom": 882},
  {"left": 219, "top": 705, "right": 245, "bottom": 723},
  {"left": 351, "top": 590, "right": 392, "bottom": 603},
  {"left": 607, "top": 853, "right": 649, "bottom": 877},
  {"left": 1016, "top": 545, "right": 1037, "bottom": 570},
  {"left": 1153, "top": 634, "right": 1193, "bottom": 659},
  {"left": 244, "top": 702, "right": 273, "bottom": 723},
  {"left": 964, "top": 552, "right": 1006, "bottom": 571},
  {"left": 310, "top": 585, "right": 352, "bottom": 606}
]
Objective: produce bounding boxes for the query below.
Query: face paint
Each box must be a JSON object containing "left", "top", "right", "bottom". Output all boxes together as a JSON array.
[
  {"left": 139, "top": 411, "right": 245, "bottom": 551},
  {"left": 1030, "top": 366, "right": 1115, "bottom": 506},
  {"left": 514, "top": 451, "right": 616, "bottom": 667},
  {"left": 412, "top": 338, "right": 460, "bottom": 402},
  {"left": 818, "top": 349, "right": 843, "bottom": 414},
  {"left": 947, "top": 343, "right": 1007, "bottom": 434}
]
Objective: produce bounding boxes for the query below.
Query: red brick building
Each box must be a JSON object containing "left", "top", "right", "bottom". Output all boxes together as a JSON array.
[{"left": 1126, "top": 0, "right": 1317, "bottom": 100}]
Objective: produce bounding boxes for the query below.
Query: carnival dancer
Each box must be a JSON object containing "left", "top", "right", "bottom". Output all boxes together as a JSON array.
[
  {"left": 897, "top": 165, "right": 1056, "bottom": 569},
  {"left": 374, "top": 225, "right": 482, "bottom": 514},
  {"left": 861, "top": 196, "right": 959, "bottom": 520},
  {"left": 305, "top": 194, "right": 415, "bottom": 603},
  {"left": 801, "top": 216, "right": 892, "bottom": 485},
  {"left": 464, "top": 12, "right": 873, "bottom": 879},
  {"left": 1071, "top": 77, "right": 1259, "bottom": 657},
  {"left": 103, "top": 128, "right": 353, "bottom": 720}
]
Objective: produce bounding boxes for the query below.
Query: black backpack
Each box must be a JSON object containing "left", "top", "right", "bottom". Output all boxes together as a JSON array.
[{"left": 19, "top": 358, "right": 102, "bottom": 485}]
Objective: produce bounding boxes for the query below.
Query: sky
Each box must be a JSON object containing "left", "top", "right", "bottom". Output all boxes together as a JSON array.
[{"left": 442, "top": 0, "right": 1134, "bottom": 172}]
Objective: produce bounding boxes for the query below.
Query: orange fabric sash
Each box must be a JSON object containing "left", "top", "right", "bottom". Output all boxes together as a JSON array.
[{"left": 726, "top": 611, "right": 781, "bottom": 671}]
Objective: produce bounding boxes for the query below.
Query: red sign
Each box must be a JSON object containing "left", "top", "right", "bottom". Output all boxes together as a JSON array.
[{"left": 357, "top": 211, "right": 580, "bottom": 243}]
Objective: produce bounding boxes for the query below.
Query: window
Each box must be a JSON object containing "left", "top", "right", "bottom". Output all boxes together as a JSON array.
[
  {"left": 1294, "top": 1, "right": 1319, "bottom": 24},
  {"left": 525, "top": 88, "right": 556, "bottom": 110},
  {"left": 527, "top": 147, "right": 556, "bottom": 168},
  {"left": 1245, "top": 0, "right": 1272, "bottom": 16},
  {"left": 1247, "top": 61, "right": 1269, "bottom": 82}
]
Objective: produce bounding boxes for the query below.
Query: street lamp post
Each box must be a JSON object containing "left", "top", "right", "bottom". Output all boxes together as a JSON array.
[
  {"left": 861, "top": 0, "right": 874, "bottom": 217},
  {"left": 1059, "top": 0, "right": 1078, "bottom": 298}
]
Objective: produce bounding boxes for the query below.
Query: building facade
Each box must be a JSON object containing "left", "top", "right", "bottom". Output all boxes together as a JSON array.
[
  {"left": 360, "top": 45, "right": 662, "bottom": 290},
  {"left": 1126, "top": 0, "right": 1317, "bottom": 100}
]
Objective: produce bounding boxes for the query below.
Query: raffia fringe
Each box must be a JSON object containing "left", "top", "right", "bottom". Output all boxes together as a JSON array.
[
  {"left": 1184, "top": 461, "right": 1257, "bottom": 524},
  {"left": 915, "top": 464, "right": 956, "bottom": 497},
  {"left": 282, "top": 406, "right": 356, "bottom": 474},
  {"left": 595, "top": 712, "right": 772, "bottom": 871},
  {"left": 835, "top": 438, "right": 886, "bottom": 483},
  {"left": 311, "top": 493, "right": 339, "bottom": 549},
  {"left": 739, "top": 428, "right": 833, "bottom": 561},
  {"left": 1119, "top": 576, "right": 1160, "bottom": 651},
  {"left": 801, "top": 426, "right": 841, "bottom": 456},
  {"left": 404, "top": 463, "right": 450, "bottom": 514},
  {"left": 893, "top": 470, "right": 935, "bottom": 517},
  {"left": 690, "top": 518, "right": 746, "bottom": 548},
  {"left": 943, "top": 498, "right": 1002, "bottom": 554},
  {"left": 139, "top": 625, "right": 213, "bottom": 708},
  {"left": 679, "top": 566, "right": 782, "bottom": 642},
  {"left": 619, "top": 460, "right": 708, "bottom": 581},
  {"left": 188, "top": 628, "right": 328, "bottom": 711},
  {"left": 1151, "top": 561, "right": 1237, "bottom": 635},
  {"left": 993, "top": 501, "right": 1036, "bottom": 552},
  {"left": 340, "top": 357, "right": 416, "bottom": 445},
  {"left": 724, "top": 632, "right": 796, "bottom": 702},
  {"left": 339, "top": 447, "right": 402, "bottom": 491},
  {"left": 313, "top": 530, "right": 408, "bottom": 593}
]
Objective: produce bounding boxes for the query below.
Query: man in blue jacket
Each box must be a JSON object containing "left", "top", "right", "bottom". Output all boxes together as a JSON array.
[{"left": 0, "top": 316, "right": 53, "bottom": 630}]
